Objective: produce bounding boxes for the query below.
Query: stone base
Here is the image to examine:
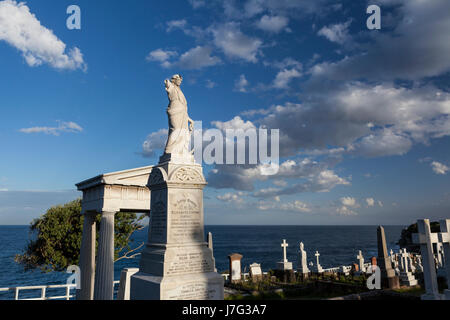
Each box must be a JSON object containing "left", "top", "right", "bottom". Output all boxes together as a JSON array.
[
  {"left": 421, "top": 292, "right": 444, "bottom": 300},
  {"left": 273, "top": 269, "right": 295, "bottom": 283},
  {"left": 159, "top": 153, "right": 195, "bottom": 165},
  {"left": 277, "top": 261, "right": 293, "bottom": 271},
  {"left": 400, "top": 272, "right": 418, "bottom": 286},
  {"left": 131, "top": 271, "right": 224, "bottom": 300}
]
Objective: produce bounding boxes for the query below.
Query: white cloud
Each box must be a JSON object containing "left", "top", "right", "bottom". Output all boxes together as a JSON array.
[
  {"left": 234, "top": 74, "right": 249, "bottom": 92},
  {"left": 317, "top": 20, "right": 352, "bottom": 44},
  {"left": 0, "top": 0, "right": 87, "bottom": 71},
  {"left": 146, "top": 46, "right": 220, "bottom": 70},
  {"left": 257, "top": 199, "right": 311, "bottom": 213},
  {"left": 142, "top": 129, "right": 168, "bottom": 158},
  {"left": 166, "top": 19, "right": 187, "bottom": 32},
  {"left": 217, "top": 191, "right": 246, "bottom": 204},
  {"left": 366, "top": 198, "right": 375, "bottom": 207},
  {"left": 188, "top": 0, "right": 206, "bottom": 9},
  {"left": 20, "top": 121, "right": 83, "bottom": 136},
  {"left": 273, "top": 68, "right": 302, "bottom": 89},
  {"left": 256, "top": 15, "right": 289, "bottom": 33},
  {"left": 336, "top": 196, "right": 360, "bottom": 216},
  {"left": 176, "top": 46, "right": 221, "bottom": 70},
  {"left": 211, "top": 22, "right": 262, "bottom": 62},
  {"left": 205, "top": 79, "right": 217, "bottom": 89},
  {"left": 431, "top": 161, "right": 449, "bottom": 175},
  {"left": 146, "top": 49, "right": 177, "bottom": 68}
]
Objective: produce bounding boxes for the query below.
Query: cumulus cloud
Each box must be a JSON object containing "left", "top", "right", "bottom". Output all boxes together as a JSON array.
[
  {"left": 20, "top": 121, "right": 83, "bottom": 136},
  {"left": 176, "top": 46, "right": 221, "bottom": 69},
  {"left": 146, "top": 49, "right": 177, "bottom": 68},
  {"left": 243, "top": 82, "right": 450, "bottom": 158},
  {"left": 273, "top": 68, "right": 302, "bottom": 89},
  {"left": 146, "top": 46, "right": 220, "bottom": 70},
  {"left": 142, "top": 129, "right": 168, "bottom": 158},
  {"left": 211, "top": 22, "right": 262, "bottom": 62},
  {"left": 234, "top": 74, "right": 250, "bottom": 93},
  {"left": 257, "top": 199, "right": 311, "bottom": 213},
  {"left": 336, "top": 197, "right": 360, "bottom": 216},
  {"left": 256, "top": 15, "right": 289, "bottom": 33},
  {"left": 0, "top": 0, "right": 87, "bottom": 71},
  {"left": 431, "top": 161, "right": 449, "bottom": 175},
  {"left": 166, "top": 19, "right": 187, "bottom": 32},
  {"left": 217, "top": 191, "right": 246, "bottom": 204},
  {"left": 317, "top": 20, "right": 352, "bottom": 44},
  {"left": 310, "top": 0, "right": 450, "bottom": 81}
]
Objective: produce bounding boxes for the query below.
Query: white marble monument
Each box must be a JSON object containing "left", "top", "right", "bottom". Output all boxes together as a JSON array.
[
  {"left": 438, "top": 219, "right": 450, "bottom": 300},
  {"left": 314, "top": 251, "right": 323, "bottom": 273},
  {"left": 277, "top": 239, "right": 293, "bottom": 270},
  {"left": 399, "top": 249, "right": 418, "bottom": 286},
  {"left": 249, "top": 263, "right": 263, "bottom": 281},
  {"left": 297, "top": 242, "right": 309, "bottom": 275},
  {"left": 130, "top": 75, "right": 224, "bottom": 300},
  {"left": 357, "top": 250, "right": 365, "bottom": 273}
]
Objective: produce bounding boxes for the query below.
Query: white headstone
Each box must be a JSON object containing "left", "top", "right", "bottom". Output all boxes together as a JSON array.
[
  {"left": 357, "top": 250, "right": 365, "bottom": 273},
  {"left": 249, "top": 263, "right": 263, "bottom": 280}
]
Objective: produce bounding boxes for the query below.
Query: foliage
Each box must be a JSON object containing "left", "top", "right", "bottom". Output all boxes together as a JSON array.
[
  {"left": 15, "top": 199, "right": 145, "bottom": 272},
  {"left": 397, "top": 221, "right": 440, "bottom": 253}
]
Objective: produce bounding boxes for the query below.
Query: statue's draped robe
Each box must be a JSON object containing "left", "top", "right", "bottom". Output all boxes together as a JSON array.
[{"left": 164, "top": 82, "right": 190, "bottom": 155}]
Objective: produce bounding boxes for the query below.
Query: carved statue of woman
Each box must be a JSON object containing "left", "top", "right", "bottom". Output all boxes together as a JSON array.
[{"left": 163, "top": 74, "right": 194, "bottom": 156}]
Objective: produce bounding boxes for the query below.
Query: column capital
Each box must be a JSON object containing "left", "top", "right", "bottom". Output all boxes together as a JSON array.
[{"left": 101, "top": 211, "right": 116, "bottom": 217}]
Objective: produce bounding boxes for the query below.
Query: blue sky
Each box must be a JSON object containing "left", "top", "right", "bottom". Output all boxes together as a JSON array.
[{"left": 0, "top": 0, "right": 450, "bottom": 225}]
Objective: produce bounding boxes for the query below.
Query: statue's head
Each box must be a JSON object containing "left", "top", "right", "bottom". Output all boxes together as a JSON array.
[{"left": 171, "top": 74, "right": 183, "bottom": 86}]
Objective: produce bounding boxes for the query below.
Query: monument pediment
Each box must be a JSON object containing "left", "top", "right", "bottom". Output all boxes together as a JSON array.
[{"left": 76, "top": 165, "right": 154, "bottom": 190}]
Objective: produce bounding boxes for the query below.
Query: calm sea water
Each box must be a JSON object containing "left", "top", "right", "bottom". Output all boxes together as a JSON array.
[{"left": 0, "top": 225, "right": 405, "bottom": 299}]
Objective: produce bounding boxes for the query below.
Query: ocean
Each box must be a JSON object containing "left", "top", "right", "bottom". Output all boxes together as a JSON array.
[{"left": 0, "top": 225, "right": 405, "bottom": 299}]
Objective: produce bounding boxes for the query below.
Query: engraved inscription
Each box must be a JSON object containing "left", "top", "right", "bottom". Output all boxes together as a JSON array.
[
  {"left": 165, "top": 282, "right": 218, "bottom": 300},
  {"left": 167, "top": 251, "right": 214, "bottom": 275},
  {"left": 149, "top": 190, "right": 167, "bottom": 242},
  {"left": 169, "top": 192, "right": 202, "bottom": 243}
]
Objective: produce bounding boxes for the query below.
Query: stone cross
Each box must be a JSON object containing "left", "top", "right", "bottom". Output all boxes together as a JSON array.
[
  {"left": 357, "top": 250, "right": 365, "bottom": 272},
  {"left": 438, "top": 219, "right": 450, "bottom": 300},
  {"left": 281, "top": 239, "right": 289, "bottom": 263},
  {"left": 412, "top": 219, "right": 443, "bottom": 300},
  {"left": 400, "top": 249, "right": 410, "bottom": 272},
  {"left": 314, "top": 251, "right": 323, "bottom": 273}
]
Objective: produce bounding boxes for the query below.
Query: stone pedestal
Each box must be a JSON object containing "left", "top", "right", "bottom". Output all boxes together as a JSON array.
[
  {"left": 277, "top": 261, "right": 293, "bottom": 271},
  {"left": 130, "top": 160, "right": 224, "bottom": 300},
  {"left": 400, "top": 272, "right": 418, "bottom": 286}
]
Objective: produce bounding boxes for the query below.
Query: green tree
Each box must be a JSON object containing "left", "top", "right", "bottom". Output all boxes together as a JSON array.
[{"left": 15, "top": 199, "right": 145, "bottom": 272}]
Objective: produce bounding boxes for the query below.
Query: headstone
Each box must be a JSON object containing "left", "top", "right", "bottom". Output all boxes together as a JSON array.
[
  {"left": 357, "top": 250, "right": 365, "bottom": 273},
  {"left": 377, "top": 226, "right": 400, "bottom": 289},
  {"left": 130, "top": 75, "right": 224, "bottom": 300},
  {"left": 249, "top": 263, "right": 263, "bottom": 281},
  {"left": 352, "top": 263, "right": 359, "bottom": 272},
  {"left": 412, "top": 219, "right": 443, "bottom": 300},
  {"left": 399, "top": 249, "right": 418, "bottom": 286},
  {"left": 297, "top": 242, "right": 310, "bottom": 276},
  {"left": 228, "top": 253, "right": 243, "bottom": 283},
  {"left": 438, "top": 219, "right": 450, "bottom": 300},
  {"left": 277, "top": 239, "right": 293, "bottom": 270},
  {"left": 415, "top": 255, "right": 424, "bottom": 273},
  {"left": 117, "top": 268, "right": 139, "bottom": 300},
  {"left": 314, "top": 251, "right": 323, "bottom": 273},
  {"left": 371, "top": 256, "right": 377, "bottom": 267}
]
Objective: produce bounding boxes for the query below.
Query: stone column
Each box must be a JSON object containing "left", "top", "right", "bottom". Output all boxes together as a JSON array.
[
  {"left": 94, "top": 211, "right": 115, "bottom": 300},
  {"left": 77, "top": 212, "right": 97, "bottom": 300},
  {"left": 439, "top": 219, "right": 450, "bottom": 300},
  {"left": 377, "top": 226, "right": 399, "bottom": 289}
]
